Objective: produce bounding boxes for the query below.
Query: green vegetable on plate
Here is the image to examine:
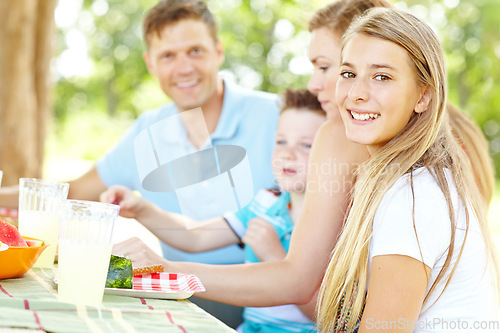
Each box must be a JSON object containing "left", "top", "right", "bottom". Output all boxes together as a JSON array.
[{"left": 106, "top": 255, "right": 133, "bottom": 289}]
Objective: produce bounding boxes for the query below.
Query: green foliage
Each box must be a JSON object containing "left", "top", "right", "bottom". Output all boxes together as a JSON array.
[
  {"left": 213, "top": 0, "right": 322, "bottom": 93},
  {"left": 54, "top": 0, "right": 164, "bottom": 122},
  {"left": 397, "top": 0, "right": 500, "bottom": 176},
  {"left": 46, "top": 110, "right": 133, "bottom": 162},
  {"left": 52, "top": 0, "right": 500, "bottom": 176}
]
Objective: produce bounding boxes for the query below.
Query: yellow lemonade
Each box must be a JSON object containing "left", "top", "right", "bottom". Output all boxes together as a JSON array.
[
  {"left": 58, "top": 240, "right": 112, "bottom": 307},
  {"left": 18, "top": 211, "right": 59, "bottom": 267}
]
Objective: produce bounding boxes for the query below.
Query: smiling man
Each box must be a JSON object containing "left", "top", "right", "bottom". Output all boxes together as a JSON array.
[
  {"left": 95, "top": 0, "right": 280, "bottom": 327},
  {"left": 0, "top": 0, "right": 279, "bottom": 327}
]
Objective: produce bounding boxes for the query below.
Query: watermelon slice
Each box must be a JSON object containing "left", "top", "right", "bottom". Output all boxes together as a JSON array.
[
  {"left": 25, "top": 239, "right": 44, "bottom": 247},
  {"left": 0, "top": 219, "right": 27, "bottom": 247}
]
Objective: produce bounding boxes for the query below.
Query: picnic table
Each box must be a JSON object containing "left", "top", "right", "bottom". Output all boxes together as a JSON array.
[{"left": 0, "top": 266, "right": 235, "bottom": 333}]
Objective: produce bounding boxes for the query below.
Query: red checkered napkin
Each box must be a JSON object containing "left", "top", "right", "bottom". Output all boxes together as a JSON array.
[
  {"left": 132, "top": 272, "right": 206, "bottom": 293},
  {"left": 0, "top": 208, "right": 18, "bottom": 218}
]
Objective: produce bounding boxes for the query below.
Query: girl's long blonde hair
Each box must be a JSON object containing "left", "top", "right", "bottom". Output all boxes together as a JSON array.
[
  {"left": 316, "top": 7, "right": 499, "bottom": 332},
  {"left": 309, "top": 0, "right": 495, "bottom": 206},
  {"left": 448, "top": 104, "right": 496, "bottom": 205}
]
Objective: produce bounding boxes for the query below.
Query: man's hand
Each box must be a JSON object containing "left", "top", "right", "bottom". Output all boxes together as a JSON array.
[
  {"left": 100, "top": 185, "right": 145, "bottom": 219},
  {"left": 112, "top": 237, "right": 166, "bottom": 268},
  {"left": 241, "top": 218, "right": 286, "bottom": 262}
]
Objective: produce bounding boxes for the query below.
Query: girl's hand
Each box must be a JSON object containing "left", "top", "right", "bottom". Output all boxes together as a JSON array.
[
  {"left": 100, "top": 185, "right": 146, "bottom": 219},
  {"left": 242, "top": 218, "right": 286, "bottom": 262},
  {"left": 112, "top": 237, "right": 167, "bottom": 269}
]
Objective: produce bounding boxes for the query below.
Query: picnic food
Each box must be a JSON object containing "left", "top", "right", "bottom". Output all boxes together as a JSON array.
[
  {"left": 0, "top": 236, "right": 48, "bottom": 280},
  {"left": 0, "top": 219, "right": 27, "bottom": 247},
  {"left": 25, "top": 239, "right": 44, "bottom": 247},
  {"left": 106, "top": 255, "right": 133, "bottom": 289},
  {"left": 133, "top": 264, "right": 164, "bottom": 276},
  {"left": 106, "top": 255, "right": 166, "bottom": 289}
]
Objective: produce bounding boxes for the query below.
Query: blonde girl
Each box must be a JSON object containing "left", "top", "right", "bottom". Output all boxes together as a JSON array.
[
  {"left": 317, "top": 7, "right": 499, "bottom": 333},
  {"left": 308, "top": 0, "right": 494, "bottom": 205}
]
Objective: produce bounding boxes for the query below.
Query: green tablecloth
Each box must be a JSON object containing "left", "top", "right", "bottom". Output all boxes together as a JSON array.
[{"left": 0, "top": 267, "right": 235, "bottom": 333}]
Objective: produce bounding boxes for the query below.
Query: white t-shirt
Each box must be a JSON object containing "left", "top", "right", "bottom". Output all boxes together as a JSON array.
[{"left": 369, "top": 168, "right": 499, "bottom": 332}]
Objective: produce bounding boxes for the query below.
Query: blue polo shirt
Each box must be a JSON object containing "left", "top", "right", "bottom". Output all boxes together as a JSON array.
[{"left": 97, "top": 79, "right": 280, "bottom": 264}]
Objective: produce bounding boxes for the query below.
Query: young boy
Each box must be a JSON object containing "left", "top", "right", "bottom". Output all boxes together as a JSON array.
[{"left": 102, "top": 88, "right": 325, "bottom": 332}]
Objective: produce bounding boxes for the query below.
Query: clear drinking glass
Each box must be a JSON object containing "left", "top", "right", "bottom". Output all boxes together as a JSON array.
[
  {"left": 18, "top": 178, "right": 69, "bottom": 267},
  {"left": 57, "top": 200, "right": 119, "bottom": 307}
]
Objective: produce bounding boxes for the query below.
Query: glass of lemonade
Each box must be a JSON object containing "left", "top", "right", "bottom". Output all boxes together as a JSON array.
[
  {"left": 18, "top": 178, "right": 69, "bottom": 267},
  {"left": 58, "top": 200, "right": 119, "bottom": 307}
]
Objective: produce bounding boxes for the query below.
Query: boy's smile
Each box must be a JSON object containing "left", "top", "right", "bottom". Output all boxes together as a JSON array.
[{"left": 281, "top": 167, "right": 298, "bottom": 176}]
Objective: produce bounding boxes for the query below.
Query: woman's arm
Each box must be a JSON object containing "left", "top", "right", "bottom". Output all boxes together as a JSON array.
[
  {"left": 297, "top": 288, "right": 320, "bottom": 320},
  {"left": 359, "top": 255, "right": 430, "bottom": 333},
  {"left": 122, "top": 119, "right": 369, "bottom": 307}
]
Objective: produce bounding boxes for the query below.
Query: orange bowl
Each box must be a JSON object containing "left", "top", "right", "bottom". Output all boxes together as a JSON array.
[{"left": 0, "top": 236, "right": 48, "bottom": 280}]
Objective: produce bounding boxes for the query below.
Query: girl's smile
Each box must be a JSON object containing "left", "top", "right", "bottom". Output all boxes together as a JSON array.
[
  {"left": 336, "top": 33, "right": 428, "bottom": 154},
  {"left": 348, "top": 109, "right": 381, "bottom": 122}
]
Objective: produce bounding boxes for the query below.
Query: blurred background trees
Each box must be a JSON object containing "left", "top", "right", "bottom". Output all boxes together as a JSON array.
[
  {"left": 2, "top": 0, "right": 498, "bottom": 184},
  {"left": 0, "top": 0, "right": 57, "bottom": 184}
]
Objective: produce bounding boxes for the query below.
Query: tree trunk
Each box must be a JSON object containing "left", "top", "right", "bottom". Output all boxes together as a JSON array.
[{"left": 0, "top": 0, "right": 57, "bottom": 186}]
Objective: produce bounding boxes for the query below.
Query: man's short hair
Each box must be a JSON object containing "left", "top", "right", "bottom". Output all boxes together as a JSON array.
[{"left": 143, "top": 0, "right": 217, "bottom": 48}]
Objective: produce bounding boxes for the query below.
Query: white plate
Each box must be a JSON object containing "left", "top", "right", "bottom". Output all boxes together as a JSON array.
[
  {"left": 55, "top": 271, "right": 203, "bottom": 300},
  {"left": 105, "top": 287, "right": 193, "bottom": 300}
]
